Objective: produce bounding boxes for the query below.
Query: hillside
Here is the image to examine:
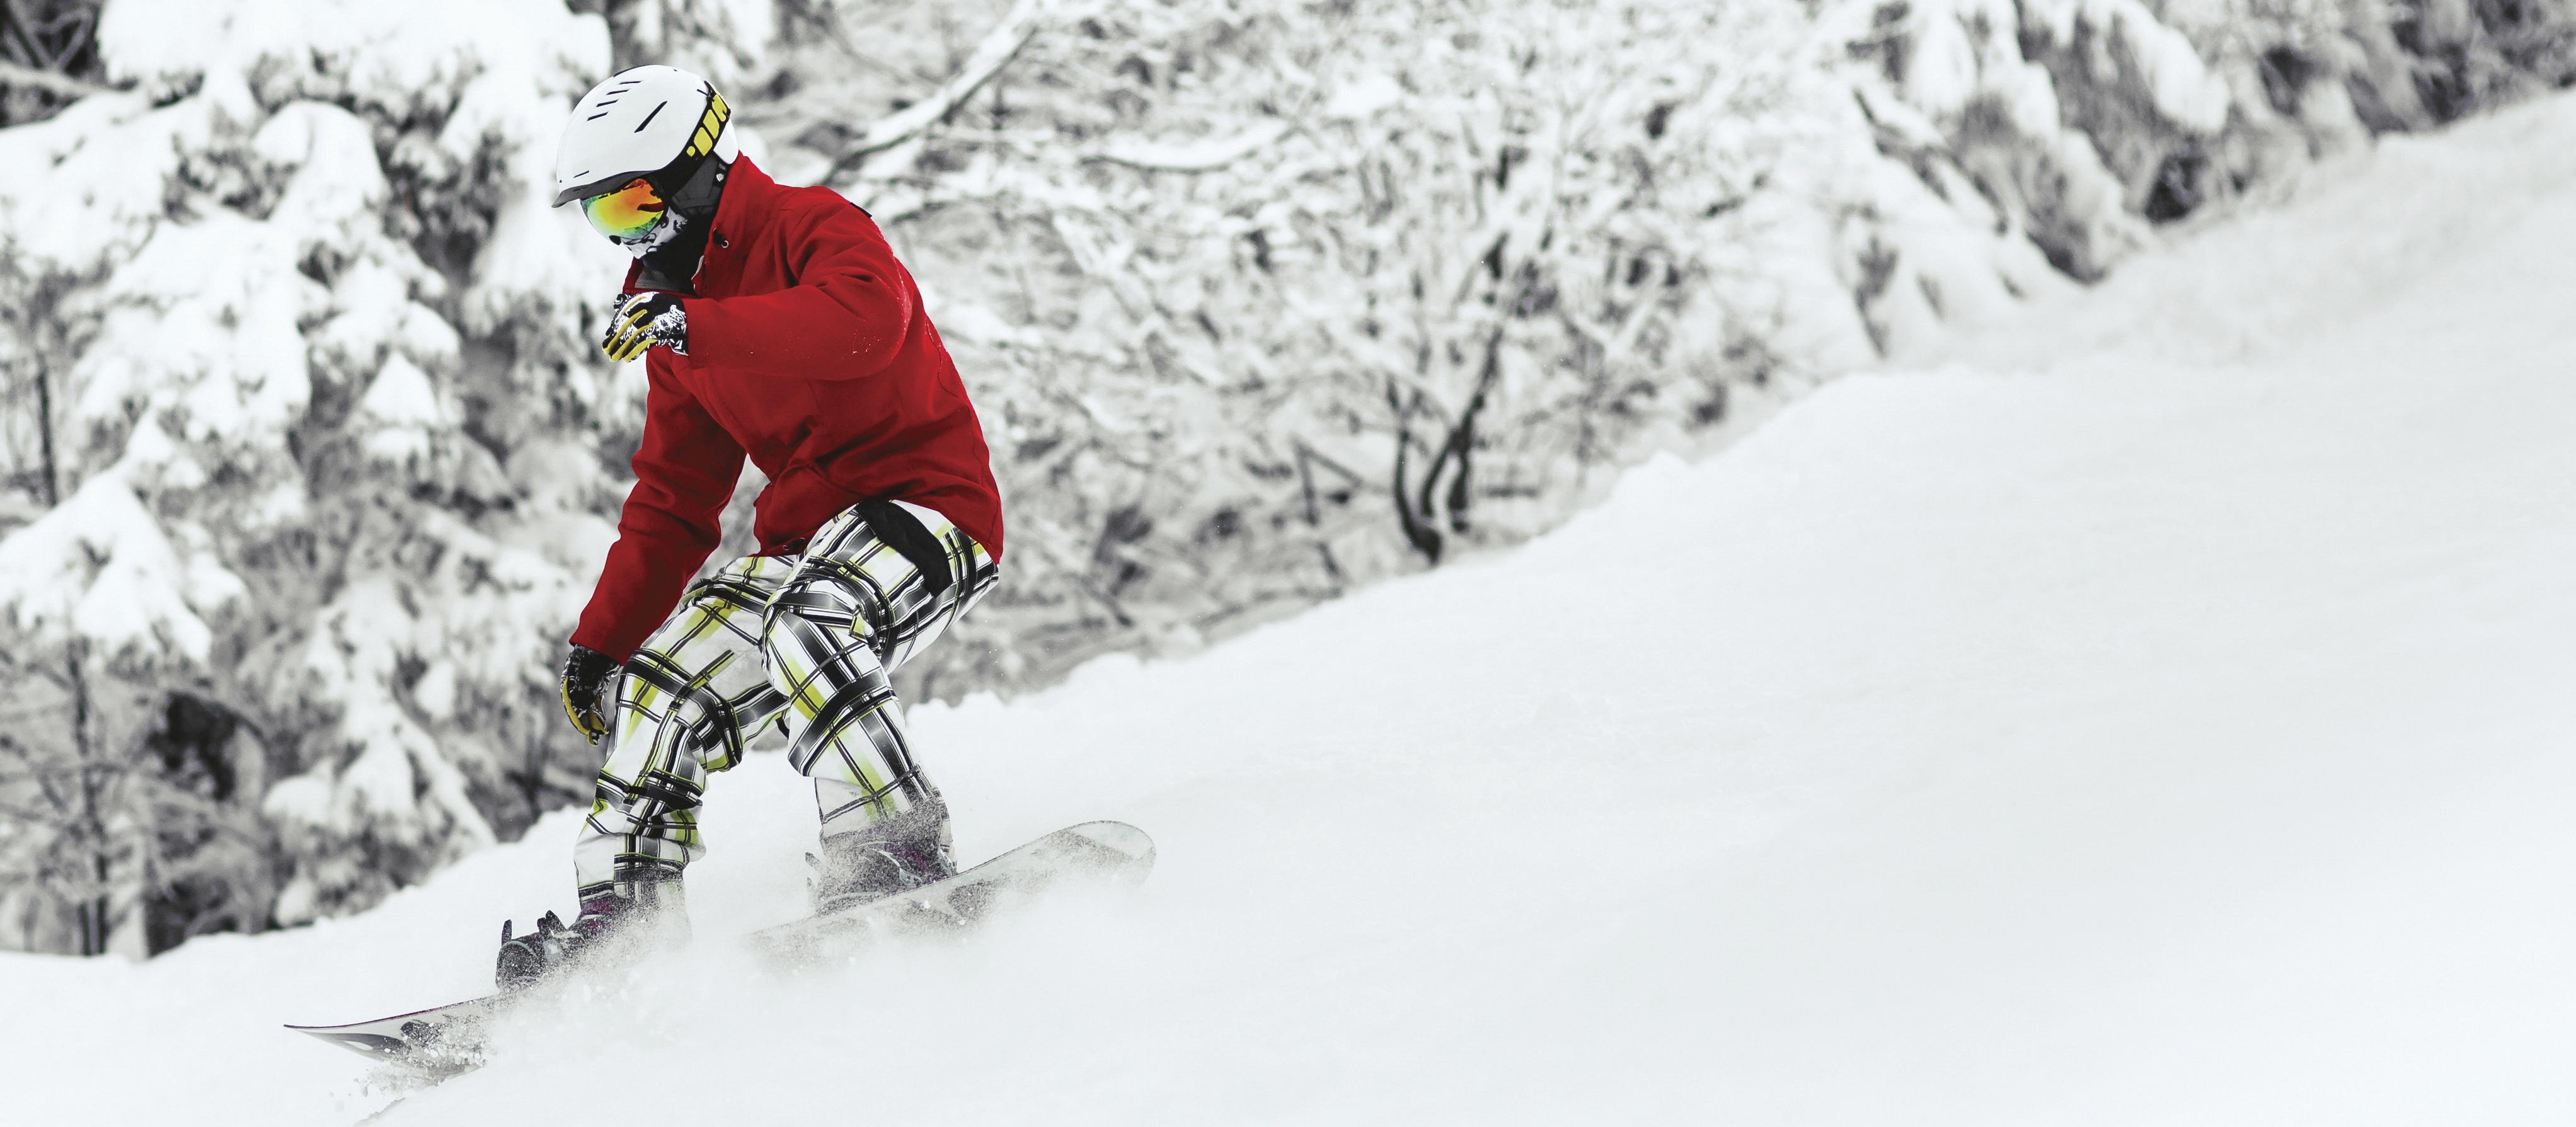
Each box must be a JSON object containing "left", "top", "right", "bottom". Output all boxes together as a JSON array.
[{"left": 5, "top": 76, "right": 2573, "bottom": 1127}]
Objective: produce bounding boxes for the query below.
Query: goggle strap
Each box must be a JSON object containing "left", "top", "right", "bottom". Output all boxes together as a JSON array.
[{"left": 684, "top": 91, "right": 730, "bottom": 159}]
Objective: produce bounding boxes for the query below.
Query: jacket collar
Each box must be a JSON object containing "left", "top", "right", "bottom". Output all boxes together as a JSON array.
[
  {"left": 624, "top": 154, "right": 781, "bottom": 296},
  {"left": 710, "top": 155, "right": 779, "bottom": 249}
]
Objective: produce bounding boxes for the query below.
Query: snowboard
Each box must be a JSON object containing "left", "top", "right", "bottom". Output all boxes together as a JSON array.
[
  {"left": 286, "top": 820, "right": 1155, "bottom": 1065},
  {"left": 749, "top": 818, "right": 1155, "bottom": 964},
  {"left": 285, "top": 993, "right": 509, "bottom": 1072}
]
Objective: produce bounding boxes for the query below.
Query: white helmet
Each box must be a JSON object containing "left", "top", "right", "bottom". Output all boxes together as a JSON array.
[{"left": 553, "top": 65, "right": 739, "bottom": 208}]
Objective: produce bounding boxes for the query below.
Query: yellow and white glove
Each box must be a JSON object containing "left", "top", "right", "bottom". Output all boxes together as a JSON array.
[{"left": 601, "top": 292, "right": 687, "bottom": 362}]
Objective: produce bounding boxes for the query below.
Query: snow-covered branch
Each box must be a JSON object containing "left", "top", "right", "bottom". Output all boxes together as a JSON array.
[
  {"left": 1082, "top": 122, "right": 1295, "bottom": 173},
  {"left": 0, "top": 60, "right": 114, "bottom": 100},
  {"left": 821, "top": 0, "right": 1060, "bottom": 183}
]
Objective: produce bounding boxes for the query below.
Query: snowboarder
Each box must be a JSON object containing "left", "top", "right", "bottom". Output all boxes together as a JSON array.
[{"left": 496, "top": 64, "right": 1006, "bottom": 988}]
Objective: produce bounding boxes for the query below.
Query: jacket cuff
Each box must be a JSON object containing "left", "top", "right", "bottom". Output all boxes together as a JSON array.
[{"left": 568, "top": 624, "right": 640, "bottom": 665}]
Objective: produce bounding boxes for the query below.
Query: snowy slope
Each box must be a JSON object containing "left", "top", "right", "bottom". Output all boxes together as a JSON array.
[{"left": 9, "top": 91, "right": 2576, "bottom": 1126}]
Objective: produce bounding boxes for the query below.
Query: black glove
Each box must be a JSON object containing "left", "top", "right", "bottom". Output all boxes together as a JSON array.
[
  {"left": 601, "top": 292, "right": 687, "bottom": 362},
  {"left": 559, "top": 644, "right": 622, "bottom": 744}
]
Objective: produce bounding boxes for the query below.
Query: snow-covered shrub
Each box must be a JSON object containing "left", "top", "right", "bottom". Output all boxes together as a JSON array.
[{"left": 749, "top": 0, "right": 2066, "bottom": 683}]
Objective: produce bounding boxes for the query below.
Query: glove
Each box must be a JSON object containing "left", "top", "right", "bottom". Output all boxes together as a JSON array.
[
  {"left": 601, "top": 292, "right": 687, "bottom": 362},
  {"left": 559, "top": 644, "right": 622, "bottom": 744}
]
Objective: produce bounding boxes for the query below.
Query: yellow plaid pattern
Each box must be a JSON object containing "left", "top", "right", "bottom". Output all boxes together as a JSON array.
[{"left": 573, "top": 501, "right": 998, "bottom": 895}]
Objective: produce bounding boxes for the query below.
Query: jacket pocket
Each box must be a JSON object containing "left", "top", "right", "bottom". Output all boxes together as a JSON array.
[{"left": 754, "top": 461, "right": 862, "bottom": 552}]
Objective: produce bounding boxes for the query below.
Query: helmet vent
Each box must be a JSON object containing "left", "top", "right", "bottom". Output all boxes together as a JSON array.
[{"left": 634, "top": 101, "right": 668, "bottom": 132}]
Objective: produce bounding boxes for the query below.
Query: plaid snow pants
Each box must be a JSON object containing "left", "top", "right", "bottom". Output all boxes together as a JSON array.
[{"left": 574, "top": 500, "right": 998, "bottom": 896}]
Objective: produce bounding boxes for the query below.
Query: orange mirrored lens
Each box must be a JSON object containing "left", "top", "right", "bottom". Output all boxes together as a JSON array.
[{"left": 582, "top": 178, "right": 667, "bottom": 239}]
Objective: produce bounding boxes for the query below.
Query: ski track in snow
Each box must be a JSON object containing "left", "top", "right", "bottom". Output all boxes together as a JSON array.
[{"left": 10, "top": 94, "right": 2576, "bottom": 1127}]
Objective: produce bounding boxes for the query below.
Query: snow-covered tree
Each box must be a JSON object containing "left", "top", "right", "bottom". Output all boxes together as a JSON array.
[
  {"left": 1844, "top": 0, "right": 2576, "bottom": 291},
  {"left": 0, "top": 0, "right": 636, "bottom": 951}
]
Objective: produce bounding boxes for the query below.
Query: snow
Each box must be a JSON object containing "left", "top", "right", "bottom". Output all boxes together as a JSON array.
[
  {"left": 9, "top": 77, "right": 2576, "bottom": 1127},
  {"left": 1322, "top": 71, "right": 1406, "bottom": 120},
  {"left": 1091, "top": 121, "right": 1297, "bottom": 173},
  {"left": 275, "top": 579, "right": 498, "bottom": 859},
  {"left": 0, "top": 467, "right": 234, "bottom": 664},
  {"left": 359, "top": 355, "right": 446, "bottom": 464},
  {"left": 0, "top": 91, "right": 187, "bottom": 266},
  {"left": 2026, "top": 0, "right": 2233, "bottom": 132}
]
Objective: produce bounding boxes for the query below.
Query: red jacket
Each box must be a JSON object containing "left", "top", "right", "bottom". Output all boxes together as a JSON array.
[{"left": 572, "top": 157, "right": 1003, "bottom": 662}]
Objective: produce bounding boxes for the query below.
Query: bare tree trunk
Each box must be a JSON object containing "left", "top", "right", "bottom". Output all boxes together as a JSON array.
[
  {"left": 28, "top": 304, "right": 112, "bottom": 956},
  {"left": 1390, "top": 328, "right": 1503, "bottom": 566},
  {"left": 65, "top": 640, "right": 108, "bottom": 956},
  {"left": 1388, "top": 381, "right": 1442, "bottom": 563},
  {"left": 33, "top": 342, "right": 59, "bottom": 509}
]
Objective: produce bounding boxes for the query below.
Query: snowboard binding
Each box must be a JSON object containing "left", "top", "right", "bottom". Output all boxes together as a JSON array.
[
  {"left": 495, "top": 867, "right": 689, "bottom": 992},
  {"left": 494, "top": 911, "right": 581, "bottom": 993},
  {"left": 808, "top": 801, "right": 957, "bottom": 916},
  {"left": 809, "top": 834, "right": 956, "bottom": 917}
]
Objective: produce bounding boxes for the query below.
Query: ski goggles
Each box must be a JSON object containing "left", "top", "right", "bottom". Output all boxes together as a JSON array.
[{"left": 581, "top": 178, "right": 668, "bottom": 241}]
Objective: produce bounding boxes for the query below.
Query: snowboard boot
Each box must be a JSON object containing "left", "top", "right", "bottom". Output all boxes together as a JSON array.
[
  {"left": 495, "top": 865, "right": 689, "bottom": 992},
  {"left": 810, "top": 805, "right": 956, "bottom": 916}
]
